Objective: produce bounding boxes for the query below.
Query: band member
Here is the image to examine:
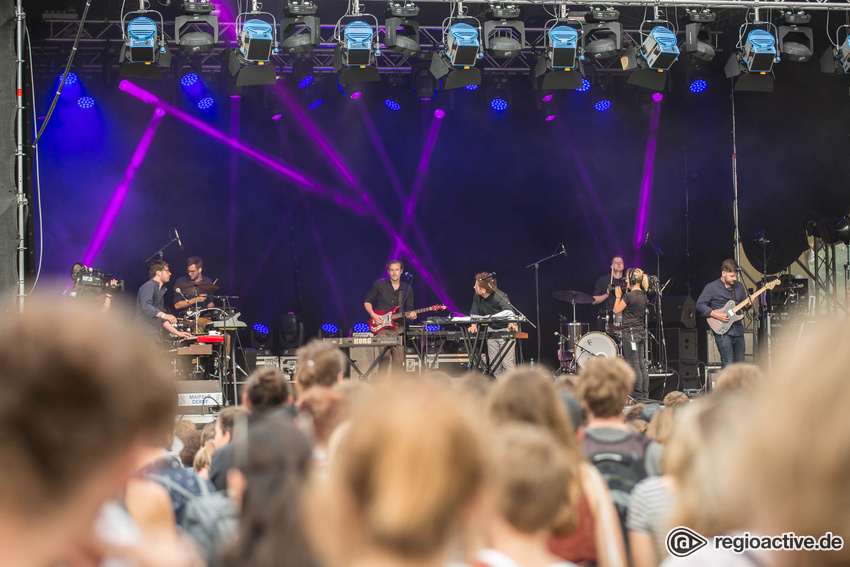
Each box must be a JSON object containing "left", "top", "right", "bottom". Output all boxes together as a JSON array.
[
  {"left": 468, "top": 273, "right": 518, "bottom": 378},
  {"left": 614, "top": 267, "right": 650, "bottom": 400},
  {"left": 592, "top": 255, "right": 627, "bottom": 332},
  {"left": 173, "top": 256, "right": 215, "bottom": 318},
  {"left": 364, "top": 260, "right": 416, "bottom": 370},
  {"left": 135, "top": 260, "right": 192, "bottom": 345},
  {"left": 696, "top": 259, "right": 749, "bottom": 368}
]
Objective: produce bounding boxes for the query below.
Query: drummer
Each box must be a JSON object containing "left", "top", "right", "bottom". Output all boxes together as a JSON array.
[
  {"left": 591, "top": 255, "right": 627, "bottom": 332},
  {"left": 173, "top": 256, "right": 217, "bottom": 324}
]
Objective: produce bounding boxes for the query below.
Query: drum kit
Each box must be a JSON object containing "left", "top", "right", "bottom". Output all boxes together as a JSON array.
[{"left": 553, "top": 289, "right": 622, "bottom": 374}]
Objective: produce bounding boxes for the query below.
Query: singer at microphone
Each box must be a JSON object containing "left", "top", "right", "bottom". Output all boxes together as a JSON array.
[{"left": 364, "top": 259, "right": 416, "bottom": 372}]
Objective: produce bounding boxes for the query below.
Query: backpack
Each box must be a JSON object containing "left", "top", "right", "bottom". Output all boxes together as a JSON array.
[{"left": 581, "top": 429, "right": 651, "bottom": 535}]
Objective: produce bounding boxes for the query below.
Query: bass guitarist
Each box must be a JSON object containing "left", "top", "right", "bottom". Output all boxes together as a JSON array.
[
  {"left": 364, "top": 259, "right": 416, "bottom": 371},
  {"left": 696, "top": 259, "right": 751, "bottom": 368}
]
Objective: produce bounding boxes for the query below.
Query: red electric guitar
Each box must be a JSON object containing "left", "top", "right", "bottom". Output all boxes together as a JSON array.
[{"left": 369, "top": 304, "right": 447, "bottom": 334}]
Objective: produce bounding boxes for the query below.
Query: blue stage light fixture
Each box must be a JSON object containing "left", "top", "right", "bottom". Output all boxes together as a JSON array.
[
  {"left": 239, "top": 19, "right": 275, "bottom": 62},
  {"left": 77, "top": 96, "right": 95, "bottom": 109},
  {"left": 197, "top": 96, "right": 215, "bottom": 110},
  {"left": 333, "top": 16, "right": 382, "bottom": 86},
  {"left": 640, "top": 26, "right": 680, "bottom": 70},
  {"left": 126, "top": 16, "right": 159, "bottom": 62},
  {"left": 253, "top": 323, "right": 270, "bottom": 334},
  {"left": 321, "top": 323, "right": 339, "bottom": 334},
  {"left": 490, "top": 98, "right": 508, "bottom": 111},
  {"left": 447, "top": 22, "right": 481, "bottom": 66},
  {"left": 549, "top": 25, "right": 579, "bottom": 68},
  {"left": 690, "top": 79, "right": 707, "bottom": 93},
  {"left": 343, "top": 20, "right": 375, "bottom": 66},
  {"left": 594, "top": 99, "right": 611, "bottom": 112},
  {"left": 743, "top": 29, "right": 778, "bottom": 72},
  {"left": 120, "top": 8, "right": 172, "bottom": 79},
  {"left": 385, "top": 99, "right": 401, "bottom": 111},
  {"left": 425, "top": 324, "right": 441, "bottom": 332},
  {"left": 576, "top": 78, "right": 591, "bottom": 92},
  {"left": 465, "top": 83, "right": 478, "bottom": 91},
  {"left": 251, "top": 322, "right": 273, "bottom": 350},
  {"left": 352, "top": 322, "right": 370, "bottom": 333},
  {"left": 60, "top": 72, "right": 78, "bottom": 86},
  {"left": 308, "top": 98, "right": 323, "bottom": 109},
  {"left": 534, "top": 24, "right": 585, "bottom": 90},
  {"left": 181, "top": 72, "right": 200, "bottom": 87},
  {"left": 298, "top": 75, "right": 313, "bottom": 88}
]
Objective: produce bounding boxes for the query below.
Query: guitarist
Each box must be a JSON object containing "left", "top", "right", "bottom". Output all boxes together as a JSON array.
[
  {"left": 696, "top": 259, "right": 750, "bottom": 368},
  {"left": 364, "top": 260, "right": 416, "bottom": 370}
]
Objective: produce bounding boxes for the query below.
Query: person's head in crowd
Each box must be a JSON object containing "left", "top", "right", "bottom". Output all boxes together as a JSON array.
[
  {"left": 0, "top": 300, "right": 176, "bottom": 567},
  {"left": 295, "top": 339, "right": 345, "bottom": 395},
  {"left": 173, "top": 419, "right": 196, "bottom": 440},
  {"left": 662, "top": 391, "right": 689, "bottom": 409},
  {"left": 646, "top": 406, "right": 675, "bottom": 445},
  {"left": 303, "top": 381, "right": 485, "bottom": 567},
  {"left": 298, "top": 384, "right": 348, "bottom": 454},
  {"left": 664, "top": 394, "right": 746, "bottom": 538},
  {"left": 422, "top": 370, "right": 453, "bottom": 389},
  {"left": 200, "top": 421, "right": 216, "bottom": 446},
  {"left": 625, "top": 403, "right": 647, "bottom": 423},
  {"left": 458, "top": 372, "right": 493, "bottom": 400},
  {"left": 215, "top": 406, "right": 248, "bottom": 447},
  {"left": 242, "top": 367, "right": 292, "bottom": 412},
  {"left": 178, "top": 431, "right": 202, "bottom": 468},
  {"left": 713, "top": 362, "right": 764, "bottom": 395},
  {"left": 627, "top": 418, "right": 648, "bottom": 435},
  {"left": 193, "top": 440, "right": 217, "bottom": 479},
  {"left": 486, "top": 368, "right": 581, "bottom": 535},
  {"left": 483, "top": 424, "right": 573, "bottom": 558},
  {"left": 731, "top": 320, "right": 850, "bottom": 566},
  {"left": 640, "top": 402, "right": 662, "bottom": 422},
  {"left": 555, "top": 387, "right": 584, "bottom": 433},
  {"left": 577, "top": 358, "right": 635, "bottom": 420},
  {"left": 219, "top": 414, "right": 314, "bottom": 567}
]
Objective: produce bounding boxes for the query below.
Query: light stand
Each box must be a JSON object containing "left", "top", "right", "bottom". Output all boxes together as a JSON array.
[{"left": 525, "top": 243, "right": 566, "bottom": 361}]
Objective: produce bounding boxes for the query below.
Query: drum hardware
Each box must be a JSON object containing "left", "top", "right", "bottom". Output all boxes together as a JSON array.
[{"left": 574, "top": 331, "right": 620, "bottom": 369}]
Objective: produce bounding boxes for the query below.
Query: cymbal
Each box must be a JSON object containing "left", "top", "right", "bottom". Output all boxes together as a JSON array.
[
  {"left": 175, "top": 281, "right": 219, "bottom": 295},
  {"left": 553, "top": 290, "right": 594, "bottom": 304}
]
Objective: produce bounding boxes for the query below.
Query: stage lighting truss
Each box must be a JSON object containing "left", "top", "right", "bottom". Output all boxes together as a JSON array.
[
  {"left": 332, "top": 4, "right": 382, "bottom": 85},
  {"left": 777, "top": 11, "right": 814, "bottom": 63},
  {"left": 534, "top": 15, "right": 585, "bottom": 91},
  {"left": 281, "top": 1, "right": 320, "bottom": 54},
  {"left": 175, "top": 1, "right": 219, "bottom": 53},
  {"left": 430, "top": 12, "right": 484, "bottom": 90},
  {"left": 120, "top": 2, "right": 172, "bottom": 78},
  {"left": 582, "top": 8, "right": 623, "bottom": 61},
  {"left": 821, "top": 25, "right": 850, "bottom": 74},
  {"left": 483, "top": 3, "right": 525, "bottom": 58}
]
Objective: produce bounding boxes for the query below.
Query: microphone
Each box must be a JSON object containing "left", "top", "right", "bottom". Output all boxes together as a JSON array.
[
  {"left": 403, "top": 271, "right": 413, "bottom": 279},
  {"left": 477, "top": 271, "right": 496, "bottom": 281},
  {"left": 174, "top": 228, "right": 184, "bottom": 251},
  {"left": 644, "top": 233, "right": 651, "bottom": 244},
  {"left": 557, "top": 243, "right": 567, "bottom": 256}
]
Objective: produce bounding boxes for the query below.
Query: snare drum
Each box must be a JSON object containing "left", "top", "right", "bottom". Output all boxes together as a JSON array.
[
  {"left": 575, "top": 331, "right": 620, "bottom": 369},
  {"left": 563, "top": 322, "right": 589, "bottom": 351}
]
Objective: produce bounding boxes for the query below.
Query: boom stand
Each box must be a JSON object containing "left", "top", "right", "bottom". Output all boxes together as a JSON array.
[{"left": 525, "top": 244, "right": 566, "bottom": 361}]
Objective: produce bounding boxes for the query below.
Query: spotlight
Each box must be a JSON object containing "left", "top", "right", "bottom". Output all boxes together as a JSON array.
[
  {"left": 251, "top": 322, "right": 273, "bottom": 350},
  {"left": 778, "top": 12, "right": 814, "bottom": 63},
  {"left": 582, "top": 8, "right": 622, "bottom": 60},
  {"left": 651, "top": 92, "right": 663, "bottom": 102},
  {"left": 534, "top": 23, "right": 584, "bottom": 90},
  {"left": 333, "top": 17, "right": 382, "bottom": 85},
  {"left": 491, "top": 97, "right": 508, "bottom": 111},
  {"left": 180, "top": 72, "right": 200, "bottom": 87},
  {"left": 279, "top": 312, "right": 305, "bottom": 352},
  {"left": 385, "top": 99, "right": 401, "bottom": 111},
  {"left": 411, "top": 60, "right": 436, "bottom": 100},
  {"left": 77, "top": 96, "right": 95, "bottom": 109},
  {"left": 120, "top": 6, "right": 172, "bottom": 79},
  {"left": 576, "top": 77, "right": 591, "bottom": 92},
  {"left": 197, "top": 96, "right": 214, "bottom": 110},
  {"left": 488, "top": 80, "right": 510, "bottom": 111},
  {"left": 281, "top": 1, "right": 320, "bottom": 54},
  {"left": 225, "top": 10, "right": 279, "bottom": 86},
  {"left": 483, "top": 4, "right": 525, "bottom": 58},
  {"left": 430, "top": 21, "right": 483, "bottom": 89},
  {"left": 386, "top": 2, "right": 421, "bottom": 57},
  {"left": 60, "top": 72, "right": 78, "bottom": 86},
  {"left": 352, "top": 322, "right": 370, "bottom": 334},
  {"left": 175, "top": 1, "right": 219, "bottom": 54},
  {"left": 821, "top": 29, "right": 850, "bottom": 74},
  {"left": 465, "top": 84, "right": 479, "bottom": 91},
  {"left": 594, "top": 99, "right": 611, "bottom": 112},
  {"left": 434, "top": 108, "right": 445, "bottom": 118},
  {"left": 292, "top": 57, "right": 314, "bottom": 88},
  {"left": 308, "top": 97, "right": 323, "bottom": 109},
  {"left": 689, "top": 78, "right": 707, "bottom": 93},
  {"left": 743, "top": 29, "right": 779, "bottom": 72},
  {"left": 724, "top": 25, "right": 778, "bottom": 92},
  {"left": 319, "top": 322, "right": 341, "bottom": 338},
  {"left": 239, "top": 18, "right": 276, "bottom": 62},
  {"left": 685, "top": 10, "right": 716, "bottom": 62},
  {"left": 640, "top": 26, "right": 679, "bottom": 70},
  {"left": 424, "top": 324, "right": 441, "bottom": 332}
]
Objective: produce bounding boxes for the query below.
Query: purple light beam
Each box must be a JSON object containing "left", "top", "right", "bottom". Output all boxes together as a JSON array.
[
  {"left": 633, "top": 100, "right": 662, "bottom": 249},
  {"left": 82, "top": 108, "right": 165, "bottom": 265}
]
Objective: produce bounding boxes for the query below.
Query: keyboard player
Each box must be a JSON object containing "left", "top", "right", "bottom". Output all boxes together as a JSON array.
[{"left": 468, "top": 272, "right": 518, "bottom": 378}]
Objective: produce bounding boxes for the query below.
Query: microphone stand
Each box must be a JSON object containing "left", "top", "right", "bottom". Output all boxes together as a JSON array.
[
  {"left": 144, "top": 235, "right": 180, "bottom": 263},
  {"left": 525, "top": 245, "right": 567, "bottom": 362}
]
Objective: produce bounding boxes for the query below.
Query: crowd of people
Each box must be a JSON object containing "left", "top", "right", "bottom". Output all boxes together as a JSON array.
[{"left": 2, "top": 298, "right": 848, "bottom": 567}]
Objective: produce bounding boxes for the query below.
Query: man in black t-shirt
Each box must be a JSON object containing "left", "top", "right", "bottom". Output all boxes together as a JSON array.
[
  {"left": 364, "top": 260, "right": 416, "bottom": 370},
  {"left": 614, "top": 268, "right": 650, "bottom": 400},
  {"left": 468, "top": 273, "right": 518, "bottom": 378},
  {"left": 592, "top": 255, "right": 627, "bottom": 332}
]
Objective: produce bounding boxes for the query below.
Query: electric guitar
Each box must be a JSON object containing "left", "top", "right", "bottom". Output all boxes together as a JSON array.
[
  {"left": 369, "top": 304, "right": 447, "bottom": 334},
  {"left": 707, "top": 279, "right": 780, "bottom": 335}
]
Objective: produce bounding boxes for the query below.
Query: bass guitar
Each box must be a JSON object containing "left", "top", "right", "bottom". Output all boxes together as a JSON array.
[
  {"left": 369, "top": 304, "right": 447, "bottom": 334},
  {"left": 707, "top": 279, "right": 780, "bottom": 335}
]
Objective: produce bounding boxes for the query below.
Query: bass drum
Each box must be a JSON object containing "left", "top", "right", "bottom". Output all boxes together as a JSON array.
[{"left": 575, "top": 331, "right": 620, "bottom": 369}]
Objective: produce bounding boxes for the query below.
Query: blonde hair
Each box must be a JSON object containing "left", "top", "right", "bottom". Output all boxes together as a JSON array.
[
  {"left": 303, "top": 380, "right": 484, "bottom": 562},
  {"left": 627, "top": 267, "right": 650, "bottom": 291},
  {"left": 193, "top": 440, "right": 217, "bottom": 473},
  {"left": 577, "top": 358, "right": 635, "bottom": 418},
  {"left": 646, "top": 406, "right": 675, "bottom": 445},
  {"left": 295, "top": 339, "right": 345, "bottom": 391},
  {"left": 713, "top": 363, "right": 764, "bottom": 395},
  {"left": 488, "top": 423, "right": 573, "bottom": 534}
]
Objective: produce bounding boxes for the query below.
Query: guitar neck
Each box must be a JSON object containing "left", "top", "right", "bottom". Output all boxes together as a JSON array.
[
  {"left": 732, "top": 284, "right": 771, "bottom": 313},
  {"left": 392, "top": 307, "right": 429, "bottom": 321}
]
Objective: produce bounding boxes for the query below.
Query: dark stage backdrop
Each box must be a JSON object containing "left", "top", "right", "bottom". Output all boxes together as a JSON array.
[{"left": 32, "top": 56, "right": 850, "bottom": 367}]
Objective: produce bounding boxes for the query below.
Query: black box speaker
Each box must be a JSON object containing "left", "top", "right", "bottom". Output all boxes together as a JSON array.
[
  {"left": 665, "top": 328, "right": 698, "bottom": 362},
  {"left": 662, "top": 295, "right": 697, "bottom": 328}
]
